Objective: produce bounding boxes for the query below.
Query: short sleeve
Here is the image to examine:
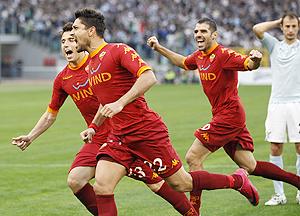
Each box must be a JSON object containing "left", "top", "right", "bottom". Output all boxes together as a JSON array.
[
  {"left": 220, "top": 47, "right": 249, "bottom": 71},
  {"left": 48, "top": 73, "right": 68, "bottom": 114},
  {"left": 183, "top": 51, "right": 198, "bottom": 70},
  {"left": 116, "top": 44, "right": 152, "bottom": 77},
  {"left": 261, "top": 32, "right": 277, "bottom": 54}
]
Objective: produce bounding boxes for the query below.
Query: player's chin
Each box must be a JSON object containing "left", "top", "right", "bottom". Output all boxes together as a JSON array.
[{"left": 197, "top": 46, "right": 205, "bottom": 51}]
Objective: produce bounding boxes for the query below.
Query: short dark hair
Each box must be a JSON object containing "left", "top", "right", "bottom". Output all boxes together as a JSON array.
[
  {"left": 281, "top": 12, "right": 299, "bottom": 25},
  {"left": 197, "top": 18, "right": 217, "bottom": 32},
  {"left": 59, "top": 22, "right": 73, "bottom": 36},
  {"left": 75, "top": 8, "right": 106, "bottom": 37}
]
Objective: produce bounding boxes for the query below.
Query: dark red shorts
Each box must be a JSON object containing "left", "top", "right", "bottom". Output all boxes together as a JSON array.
[
  {"left": 194, "top": 120, "right": 254, "bottom": 159},
  {"left": 69, "top": 142, "right": 101, "bottom": 172},
  {"left": 69, "top": 140, "right": 165, "bottom": 184},
  {"left": 97, "top": 132, "right": 182, "bottom": 179}
]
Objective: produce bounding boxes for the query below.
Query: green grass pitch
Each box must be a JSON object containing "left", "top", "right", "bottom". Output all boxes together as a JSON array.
[{"left": 0, "top": 82, "right": 299, "bottom": 215}]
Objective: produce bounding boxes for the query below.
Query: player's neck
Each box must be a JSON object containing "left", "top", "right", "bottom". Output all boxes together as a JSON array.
[
  {"left": 284, "top": 37, "right": 297, "bottom": 45},
  {"left": 89, "top": 38, "right": 106, "bottom": 54},
  {"left": 69, "top": 52, "right": 87, "bottom": 68}
]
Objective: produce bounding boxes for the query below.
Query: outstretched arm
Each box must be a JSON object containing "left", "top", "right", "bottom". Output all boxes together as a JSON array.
[
  {"left": 147, "top": 36, "right": 186, "bottom": 69},
  {"left": 12, "top": 111, "right": 57, "bottom": 151},
  {"left": 252, "top": 19, "right": 281, "bottom": 39}
]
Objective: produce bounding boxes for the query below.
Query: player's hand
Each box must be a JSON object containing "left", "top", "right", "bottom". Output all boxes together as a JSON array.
[
  {"left": 249, "top": 50, "right": 262, "bottom": 63},
  {"left": 100, "top": 101, "right": 124, "bottom": 118},
  {"left": 147, "top": 36, "right": 160, "bottom": 50},
  {"left": 11, "top": 135, "right": 32, "bottom": 151},
  {"left": 80, "top": 128, "right": 95, "bottom": 143}
]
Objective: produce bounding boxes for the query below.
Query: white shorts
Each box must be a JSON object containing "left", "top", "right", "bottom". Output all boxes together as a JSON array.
[{"left": 265, "top": 102, "right": 300, "bottom": 143}]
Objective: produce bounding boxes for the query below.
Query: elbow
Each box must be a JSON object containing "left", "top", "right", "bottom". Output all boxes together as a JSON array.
[
  {"left": 150, "top": 75, "right": 158, "bottom": 86},
  {"left": 252, "top": 25, "right": 263, "bottom": 39}
]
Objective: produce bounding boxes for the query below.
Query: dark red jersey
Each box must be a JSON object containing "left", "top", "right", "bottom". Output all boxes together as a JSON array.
[
  {"left": 184, "top": 44, "right": 250, "bottom": 126},
  {"left": 88, "top": 42, "right": 164, "bottom": 136},
  {"left": 48, "top": 55, "right": 109, "bottom": 144}
]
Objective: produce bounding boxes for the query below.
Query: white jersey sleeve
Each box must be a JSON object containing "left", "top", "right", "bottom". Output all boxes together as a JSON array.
[{"left": 261, "top": 32, "right": 278, "bottom": 53}]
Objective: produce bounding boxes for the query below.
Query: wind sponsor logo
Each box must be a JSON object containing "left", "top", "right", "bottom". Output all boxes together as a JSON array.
[
  {"left": 71, "top": 79, "right": 94, "bottom": 102},
  {"left": 88, "top": 72, "right": 112, "bottom": 86}
]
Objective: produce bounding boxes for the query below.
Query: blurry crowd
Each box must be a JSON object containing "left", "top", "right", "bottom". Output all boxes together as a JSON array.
[
  {"left": 1, "top": 0, "right": 299, "bottom": 54},
  {"left": 0, "top": 0, "right": 299, "bottom": 81}
]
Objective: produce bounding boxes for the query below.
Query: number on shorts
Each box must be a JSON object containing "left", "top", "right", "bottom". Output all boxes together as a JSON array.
[
  {"left": 128, "top": 166, "right": 146, "bottom": 179},
  {"left": 144, "top": 157, "right": 167, "bottom": 172}
]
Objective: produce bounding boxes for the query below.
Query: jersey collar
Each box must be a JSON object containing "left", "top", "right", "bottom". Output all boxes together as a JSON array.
[
  {"left": 68, "top": 54, "right": 89, "bottom": 70},
  {"left": 89, "top": 42, "right": 108, "bottom": 58},
  {"left": 201, "top": 43, "right": 219, "bottom": 56}
]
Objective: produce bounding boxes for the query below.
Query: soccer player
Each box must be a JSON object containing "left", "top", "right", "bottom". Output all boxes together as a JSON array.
[
  {"left": 11, "top": 23, "right": 200, "bottom": 216},
  {"left": 72, "top": 8, "right": 259, "bottom": 216},
  {"left": 147, "top": 17, "right": 300, "bottom": 213},
  {"left": 253, "top": 12, "right": 300, "bottom": 206}
]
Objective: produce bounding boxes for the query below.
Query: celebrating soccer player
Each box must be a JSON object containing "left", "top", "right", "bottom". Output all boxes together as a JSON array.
[
  {"left": 11, "top": 23, "right": 201, "bottom": 216},
  {"left": 147, "top": 17, "right": 300, "bottom": 214},
  {"left": 72, "top": 8, "right": 259, "bottom": 216},
  {"left": 253, "top": 12, "right": 300, "bottom": 206}
]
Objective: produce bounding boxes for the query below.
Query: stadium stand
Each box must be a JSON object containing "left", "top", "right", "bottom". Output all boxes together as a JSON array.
[{"left": 0, "top": 0, "right": 299, "bottom": 80}]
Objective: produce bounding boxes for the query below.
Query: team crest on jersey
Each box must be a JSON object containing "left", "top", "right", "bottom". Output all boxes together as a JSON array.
[
  {"left": 63, "top": 75, "right": 73, "bottom": 80},
  {"left": 98, "top": 51, "right": 106, "bottom": 60},
  {"left": 209, "top": 54, "right": 215, "bottom": 62}
]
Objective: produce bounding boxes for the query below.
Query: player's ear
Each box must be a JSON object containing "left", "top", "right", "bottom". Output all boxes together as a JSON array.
[
  {"left": 88, "top": 26, "right": 96, "bottom": 36},
  {"left": 212, "top": 31, "right": 218, "bottom": 40}
]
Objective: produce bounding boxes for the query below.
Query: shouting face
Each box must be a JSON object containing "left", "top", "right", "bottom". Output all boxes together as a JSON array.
[
  {"left": 61, "top": 31, "right": 81, "bottom": 63},
  {"left": 193, "top": 22, "right": 217, "bottom": 52},
  {"left": 71, "top": 18, "right": 91, "bottom": 53}
]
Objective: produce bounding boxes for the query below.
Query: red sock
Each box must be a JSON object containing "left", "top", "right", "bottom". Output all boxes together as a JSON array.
[
  {"left": 74, "top": 183, "right": 97, "bottom": 215},
  {"left": 252, "top": 161, "right": 300, "bottom": 189},
  {"left": 190, "top": 191, "right": 202, "bottom": 215},
  {"left": 96, "top": 194, "right": 117, "bottom": 216},
  {"left": 155, "top": 182, "right": 198, "bottom": 215},
  {"left": 190, "top": 170, "right": 241, "bottom": 190}
]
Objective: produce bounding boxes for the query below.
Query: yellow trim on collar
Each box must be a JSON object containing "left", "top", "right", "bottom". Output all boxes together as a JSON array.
[
  {"left": 89, "top": 42, "right": 108, "bottom": 58},
  {"left": 68, "top": 54, "right": 89, "bottom": 70},
  {"left": 201, "top": 43, "right": 219, "bottom": 56}
]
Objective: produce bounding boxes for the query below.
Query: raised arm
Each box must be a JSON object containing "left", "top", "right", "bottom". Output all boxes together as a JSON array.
[
  {"left": 12, "top": 111, "right": 57, "bottom": 151},
  {"left": 252, "top": 19, "right": 281, "bottom": 39},
  {"left": 147, "top": 36, "right": 186, "bottom": 69}
]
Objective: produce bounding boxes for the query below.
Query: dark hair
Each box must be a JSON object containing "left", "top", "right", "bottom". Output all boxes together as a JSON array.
[
  {"left": 75, "top": 8, "right": 106, "bottom": 37},
  {"left": 61, "top": 22, "right": 73, "bottom": 34},
  {"left": 281, "top": 12, "right": 299, "bottom": 25},
  {"left": 197, "top": 17, "right": 217, "bottom": 32}
]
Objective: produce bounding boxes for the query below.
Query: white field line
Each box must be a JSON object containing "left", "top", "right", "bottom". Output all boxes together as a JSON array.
[{"left": 0, "top": 163, "right": 296, "bottom": 169}]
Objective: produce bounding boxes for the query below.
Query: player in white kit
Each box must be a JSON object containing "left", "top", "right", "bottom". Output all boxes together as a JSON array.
[{"left": 253, "top": 12, "right": 300, "bottom": 206}]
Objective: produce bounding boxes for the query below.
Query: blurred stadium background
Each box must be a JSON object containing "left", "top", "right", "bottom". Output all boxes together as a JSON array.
[
  {"left": 0, "top": 0, "right": 299, "bottom": 83},
  {"left": 1, "top": 1, "right": 300, "bottom": 216}
]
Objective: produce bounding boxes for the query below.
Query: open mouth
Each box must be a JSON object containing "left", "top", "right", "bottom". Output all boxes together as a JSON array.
[
  {"left": 65, "top": 49, "right": 74, "bottom": 57},
  {"left": 197, "top": 39, "right": 205, "bottom": 45}
]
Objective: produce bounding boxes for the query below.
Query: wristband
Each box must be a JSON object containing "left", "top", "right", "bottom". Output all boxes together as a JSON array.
[{"left": 88, "top": 123, "right": 99, "bottom": 132}]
